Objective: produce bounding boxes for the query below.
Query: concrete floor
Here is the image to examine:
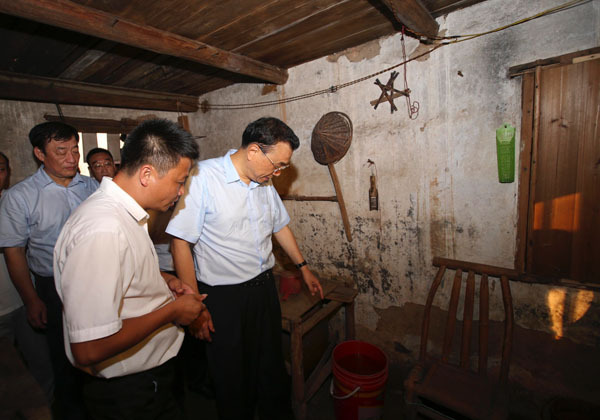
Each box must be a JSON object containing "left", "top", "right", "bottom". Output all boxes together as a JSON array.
[
  {"left": 179, "top": 326, "right": 600, "bottom": 420},
  {"left": 182, "top": 363, "right": 415, "bottom": 420},
  {"left": 182, "top": 361, "right": 599, "bottom": 420},
  {"left": 4, "top": 324, "right": 598, "bottom": 420}
]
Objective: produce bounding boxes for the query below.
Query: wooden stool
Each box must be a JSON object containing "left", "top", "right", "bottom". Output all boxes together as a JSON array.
[{"left": 279, "top": 279, "right": 358, "bottom": 420}]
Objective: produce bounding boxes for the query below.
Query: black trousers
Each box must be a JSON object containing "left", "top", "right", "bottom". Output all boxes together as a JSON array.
[
  {"left": 34, "top": 273, "right": 87, "bottom": 420},
  {"left": 198, "top": 270, "right": 293, "bottom": 420},
  {"left": 83, "top": 358, "right": 181, "bottom": 420}
]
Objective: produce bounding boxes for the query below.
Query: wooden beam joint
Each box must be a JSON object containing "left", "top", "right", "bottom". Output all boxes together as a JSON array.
[{"left": 380, "top": 0, "right": 439, "bottom": 38}]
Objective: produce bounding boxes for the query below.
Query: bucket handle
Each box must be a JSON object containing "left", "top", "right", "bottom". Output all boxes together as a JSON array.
[{"left": 329, "top": 379, "right": 360, "bottom": 400}]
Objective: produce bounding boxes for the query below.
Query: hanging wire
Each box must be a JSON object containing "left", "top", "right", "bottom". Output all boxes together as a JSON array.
[
  {"left": 401, "top": 26, "right": 419, "bottom": 120},
  {"left": 203, "top": 0, "right": 587, "bottom": 111},
  {"left": 367, "top": 159, "right": 378, "bottom": 179}
]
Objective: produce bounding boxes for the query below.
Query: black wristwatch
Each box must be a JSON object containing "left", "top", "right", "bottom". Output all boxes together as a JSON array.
[{"left": 295, "top": 260, "right": 307, "bottom": 269}]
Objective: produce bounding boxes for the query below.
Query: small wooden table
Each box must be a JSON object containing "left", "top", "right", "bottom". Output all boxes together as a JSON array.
[{"left": 279, "top": 279, "right": 358, "bottom": 420}]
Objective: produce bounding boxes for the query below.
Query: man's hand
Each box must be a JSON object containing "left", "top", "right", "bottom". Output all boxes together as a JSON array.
[
  {"left": 166, "top": 276, "right": 196, "bottom": 297},
  {"left": 188, "top": 309, "right": 215, "bottom": 342},
  {"left": 26, "top": 295, "right": 47, "bottom": 329},
  {"left": 3, "top": 247, "right": 46, "bottom": 328},
  {"left": 172, "top": 294, "right": 206, "bottom": 326},
  {"left": 301, "top": 268, "right": 324, "bottom": 299}
]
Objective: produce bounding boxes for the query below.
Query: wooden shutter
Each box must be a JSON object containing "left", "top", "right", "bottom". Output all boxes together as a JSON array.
[{"left": 525, "top": 59, "right": 600, "bottom": 284}]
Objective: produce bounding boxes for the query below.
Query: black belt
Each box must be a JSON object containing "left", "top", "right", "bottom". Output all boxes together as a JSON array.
[{"left": 241, "top": 269, "right": 273, "bottom": 287}]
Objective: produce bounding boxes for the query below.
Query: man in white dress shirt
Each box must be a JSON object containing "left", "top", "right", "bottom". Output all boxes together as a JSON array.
[{"left": 54, "top": 119, "right": 206, "bottom": 420}]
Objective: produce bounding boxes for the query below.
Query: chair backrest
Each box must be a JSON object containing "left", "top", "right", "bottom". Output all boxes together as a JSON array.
[{"left": 419, "top": 257, "right": 518, "bottom": 384}]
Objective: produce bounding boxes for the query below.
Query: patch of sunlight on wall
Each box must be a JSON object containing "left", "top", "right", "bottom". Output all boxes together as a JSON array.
[
  {"left": 571, "top": 290, "right": 594, "bottom": 323},
  {"left": 547, "top": 289, "right": 565, "bottom": 339},
  {"left": 546, "top": 288, "right": 594, "bottom": 340},
  {"left": 533, "top": 201, "right": 544, "bottom": 230},
  {"left": 533, "top": 193, "right": 580, "bottom": 232}
]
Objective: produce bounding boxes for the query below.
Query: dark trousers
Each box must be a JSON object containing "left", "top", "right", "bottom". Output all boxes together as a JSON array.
[
  {"left": 83, "top": 358, "right": 181, "bottom": 420},
  {"left": 34, "top": 274, "right": 87, "bottom": 420},
  {"left": 198, "top": 270, "right": 293, "bottom": 420},
  {"left": 175, "top": 327, "right": 210, "bottom": 395}
]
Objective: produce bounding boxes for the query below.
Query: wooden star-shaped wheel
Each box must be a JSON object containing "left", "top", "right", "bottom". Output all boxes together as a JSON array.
[{"left": 372, "top": 71, "right": 410, "bottom": 114}]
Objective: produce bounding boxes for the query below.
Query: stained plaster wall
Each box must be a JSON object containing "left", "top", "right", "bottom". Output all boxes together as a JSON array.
[
  {"left": 0, "top": 101, "right": 181, "bottom": 185},
  {"left": 189, "top": 0, "right": 600, "bottom": 361}
]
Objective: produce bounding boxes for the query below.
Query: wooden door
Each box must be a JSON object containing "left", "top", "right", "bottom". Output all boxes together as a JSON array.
[{"left": 527, "top": 59, "right": 599, "bottom": 284}]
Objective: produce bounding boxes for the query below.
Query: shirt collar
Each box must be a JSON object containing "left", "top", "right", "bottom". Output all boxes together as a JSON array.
[
  {"left": 34, "top": 165, "right": 87, "bottom": 188},
  {"left": 100, "top": 178, "right": 149, "bottom": 223},
  {"left": 223, "top": 149, "right": 240, "bottom": 184},
  {"left": 223, "top": 149, "right": 261, "bottom": 189}
]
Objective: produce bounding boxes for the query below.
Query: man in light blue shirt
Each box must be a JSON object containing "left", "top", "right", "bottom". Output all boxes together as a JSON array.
[
  {"left": 167, "top": 117, "right": 323, "bottom": 420},
  {"left": 0, "top": 121, "right": 96, "bottom": 420},
  {"left": 0, "top": 151, "right": 54, "bottom": 402}
]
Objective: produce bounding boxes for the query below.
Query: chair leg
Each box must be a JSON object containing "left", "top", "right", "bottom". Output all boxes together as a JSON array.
[
  {"left": 404, "top": 399, "right": 418, "bottom": 420},
  {"left": 404, "top": 367, "right": 423, "bottom": 420}
]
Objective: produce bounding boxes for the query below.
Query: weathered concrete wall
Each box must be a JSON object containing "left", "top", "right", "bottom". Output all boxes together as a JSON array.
[
  {"left": 189, "top": 0, "right": 600, "bottom": 394},
  {"left": 0, "top": 101, "right": 182, "bottom": 185}
]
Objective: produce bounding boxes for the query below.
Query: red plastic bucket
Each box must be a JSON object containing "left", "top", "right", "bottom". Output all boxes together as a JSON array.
[{"left": 330, "top": 340, "right": 388, "bottom": 420}]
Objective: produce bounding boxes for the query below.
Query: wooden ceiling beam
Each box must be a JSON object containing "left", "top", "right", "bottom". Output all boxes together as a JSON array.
[
  {"left": 0, "top": 71, "right": 199, "bottom": 112},
  {"left": 44, "top": 114, "right": 146, "bottom": 134},
  {"left": 0, "top": 0, "right": 288, "bottom": 85},
  {"left": 380, "top": 0, "right": 439, "bottom": 38}
]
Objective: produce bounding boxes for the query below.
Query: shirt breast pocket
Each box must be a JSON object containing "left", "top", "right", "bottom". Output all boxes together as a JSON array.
[{"left": 259, "top": 203, "right": 274, "bottom": 232}]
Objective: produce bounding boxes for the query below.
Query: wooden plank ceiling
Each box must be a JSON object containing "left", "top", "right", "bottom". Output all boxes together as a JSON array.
[{"left": 0, "top": 0, "right": 486, "bottom": 111}]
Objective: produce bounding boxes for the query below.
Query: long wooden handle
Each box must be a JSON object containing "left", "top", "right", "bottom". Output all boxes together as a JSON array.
[{"left": 328, "top": 163, "right": 352, "bottom": 242}]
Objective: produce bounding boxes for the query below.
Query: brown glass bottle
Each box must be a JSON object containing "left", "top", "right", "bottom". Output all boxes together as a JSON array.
[{"left": 369, "top": 175, "right": 378, "bottom": 211}]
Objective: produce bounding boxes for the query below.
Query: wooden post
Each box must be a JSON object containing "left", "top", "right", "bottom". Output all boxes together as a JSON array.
[
  {"left": 177, "top": 115, "right": 190, "bottom": 131},
  {"left": 526, "top": 66, "right": 542, "bottom": 272}
]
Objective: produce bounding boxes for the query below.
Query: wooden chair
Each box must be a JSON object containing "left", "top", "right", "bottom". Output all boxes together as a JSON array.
[{"left": 404, "top": 257, "right": 517, "bottom": 420}]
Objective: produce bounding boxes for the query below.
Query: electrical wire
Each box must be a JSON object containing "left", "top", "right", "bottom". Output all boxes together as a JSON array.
[
  {"left": 412, "top": 0, "right": 589, "bottom": 42},
  {"left": 205, "top": 43, "right": 444, "bottom": 110},
  {"left": 203, "top": 0, "right": 588, "bottom": 111}
]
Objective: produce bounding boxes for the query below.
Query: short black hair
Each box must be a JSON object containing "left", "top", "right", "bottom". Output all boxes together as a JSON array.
[
  {"left": 120, "top": 119, "right": 199, "bottom": 176},
  {"left": 86, "top": 147, "right": 113, "bottom": 163},
  {"left": 241, "top": 117, "right": 299, "bottom": 151},
  {"left": 28, "top": 121, "right": 79, "bottom": 153},
  {"left": 0, "top": 151, "right": 8, "bottom": 166}
]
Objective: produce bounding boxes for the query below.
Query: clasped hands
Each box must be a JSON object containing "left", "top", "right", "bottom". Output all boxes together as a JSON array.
[{"left": 167, "top": 276, "right": 215, "bottom": 341}]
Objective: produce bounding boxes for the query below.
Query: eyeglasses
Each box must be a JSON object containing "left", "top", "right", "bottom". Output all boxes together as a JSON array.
[
  {"left": 259, "top": 147, "right": 290, "bottom": 175},
  {"left": 91, "top": 160, "right": 114, "bottom": 169}
]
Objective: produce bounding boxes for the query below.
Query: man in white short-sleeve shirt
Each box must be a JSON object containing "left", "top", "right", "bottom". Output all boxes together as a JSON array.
[{"left": 54, "top": 119, "right": 206, "bottom": 420}]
